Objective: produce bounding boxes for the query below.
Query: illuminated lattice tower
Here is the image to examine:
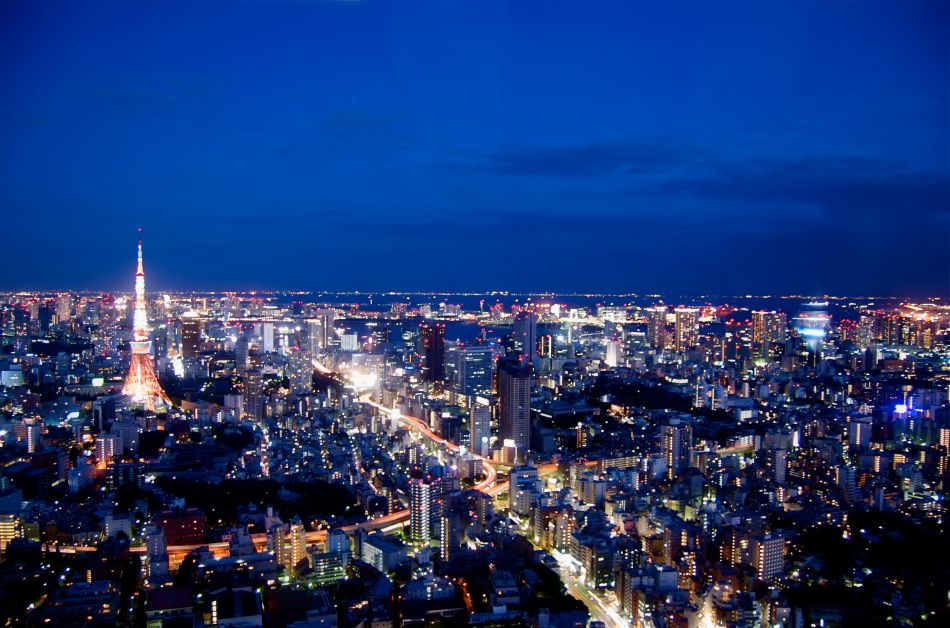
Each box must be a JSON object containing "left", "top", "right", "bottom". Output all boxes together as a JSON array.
[{"left": 122, "top": 237, "right": 171, "bottom": 411}]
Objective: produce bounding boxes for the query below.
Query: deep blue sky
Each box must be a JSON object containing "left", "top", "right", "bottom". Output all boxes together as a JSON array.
[{"left": 1, "top": 1, "right": 947, "bottom": 296}]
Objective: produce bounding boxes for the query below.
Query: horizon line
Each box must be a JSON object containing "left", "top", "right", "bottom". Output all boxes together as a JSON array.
[{"left": 0, "top": 288, "right": 944, "bottom": 302}]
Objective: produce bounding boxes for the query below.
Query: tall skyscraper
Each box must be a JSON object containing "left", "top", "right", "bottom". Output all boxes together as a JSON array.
[
  {"left": 498, "top": 357, "right": 531, "bottom": 459},
  {"left": 234, "top": 333, "right": 249, "bottom": 374},
  {"left": 244, "top": 368, "right": 264, "bottom": 422},
  {"left": 420, "top": 324, "right": 446, "bottom": 383},
  {"left": 469, "top": 398, "right": 492, "bottom": 457},
  {"left": 605, "top": 337, "right": 623, "bottom": 367},
  {"left": 674, "top": 308, "right": 700, "bottom": 352},
  {"left": 96, "top": 295, "right": 117, "bottom": 355},
  {"left": 340, "top": 332, "right": 359, "bottom": 352},
  {"left": 409, "top": 479, "right": 431, "bottom": 542},
  {"left": 513, "top": 310, "right": 538, "bottom": 361},
  {"left": 288, "top": 347, "right": 312, "bottom": 392},
  {"left": 180, "top": 311, "right": 202, "bottom": 359},
  {"left": 258, "top": 322, "right": 275, "bottom": 353},
  {"left": 122, "top": 237, "right": 171, "bottom": 412},
  {"left": 455, "top": 345, "right": 494, "bottom": 398},
  {"left": 309, "top": 309, "right": 334, "bottom": 353},
  {"left": 645, "top": 306, "right": 668, "bottom": 350},
  {"left": 55, "top": 293, "right": 72, "bottom": 324},
  {"left": 537, "top": 334, "right": 554, "bottom": 359}
]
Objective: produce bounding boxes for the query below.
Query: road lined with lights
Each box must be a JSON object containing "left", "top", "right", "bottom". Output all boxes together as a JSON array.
[
  {"left": 41, "top": 365, "right": 507, "bottom": 559},
  {"left": 48, "top": 362, "right": 578, "bottom": 600},
  {"left": 359, "top": 396, "right": 498, "bottom": 491},
  {"left": 548, "top": 549, "right": 627, "bottom": 628}
]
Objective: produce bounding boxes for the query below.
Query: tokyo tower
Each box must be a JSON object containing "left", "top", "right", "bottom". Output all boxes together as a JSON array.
[{"left": 122, "top": 236, "right": 171, "bottom": 411}]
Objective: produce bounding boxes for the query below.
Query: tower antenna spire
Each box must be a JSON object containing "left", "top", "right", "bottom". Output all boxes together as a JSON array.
[{"left": 137, "top": 228, "right": 144, "bottom": 275}]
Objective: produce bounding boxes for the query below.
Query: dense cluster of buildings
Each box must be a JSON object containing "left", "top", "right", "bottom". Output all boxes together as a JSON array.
[{"left": 0, "top": 243, "right": 947, "bottom": 626}]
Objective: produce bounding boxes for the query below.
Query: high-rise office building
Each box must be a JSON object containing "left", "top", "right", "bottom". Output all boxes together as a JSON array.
[
  {"left": 455, "top": 345, "right": 494, "bottom": 398},
  {"left": 244, "top": 369, "right": 263, "bottom": 422},
  {"left": 55, "top": 293, "right": 72, "bottom": 324},
  {"left": 605, "top": 338, "right": 622, "bottom": 367},
  {"left": 498, "top": 357, "right": 532, "bottom": 458},
  {"left": 35, "top": 301, "right": 53, "bottom": 334},
  {"left": 234, "top": 333, "right": 249, "bottom": 374},
  {"left": 258, "top": 322, "right": 275, "bottom": 353},
  {"left": 340, "top": 332, "right": 359, "bottom": 352},
  {"left": 537, "top": 334, "right": 554, "bottom": 358},
  {"left": 288, "top": 348, "right": 312, "bottom": 392},
  {"left": 674, "top": 308, "right": 700, "bottom": 351},
  {"left": 420, "top": 324, "right": 446, "bottom": 383},
  {"left": 469, "top": 399, "right": 492, "bottom": 457},
  {"left": 180, "top": 312, "right": 202, "bottom": 359},
  {"left": 309, "top": 309, "right": 334, "bottom": 353},
  {"left": 513, "top": 311, "right": 538, "bottom": 360},
  {"left": 409, "top": 479, "right": 431, "bottom": 542},
  {"left": 97, "top": 295, "right": 117, "bottom": 355}
]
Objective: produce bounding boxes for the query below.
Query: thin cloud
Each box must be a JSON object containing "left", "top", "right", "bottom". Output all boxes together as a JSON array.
[
  {"left": 448, "top": 141, "right": 688, "bottom": 177},
  {"left": 654, "top": 155, "right": 950, "bottom": 222}
]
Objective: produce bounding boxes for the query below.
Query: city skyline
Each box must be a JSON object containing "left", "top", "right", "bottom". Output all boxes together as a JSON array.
[
  {"left": 2, "top": 1, "right": 948, "bottom": 296},
  {"left": 1, "top": 2, "right": 947, "bottom": 625}
]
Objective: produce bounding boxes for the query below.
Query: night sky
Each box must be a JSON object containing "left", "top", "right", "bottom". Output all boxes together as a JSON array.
[{"left": 1, "top": 1, "right": 947, "bottom": 296}]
